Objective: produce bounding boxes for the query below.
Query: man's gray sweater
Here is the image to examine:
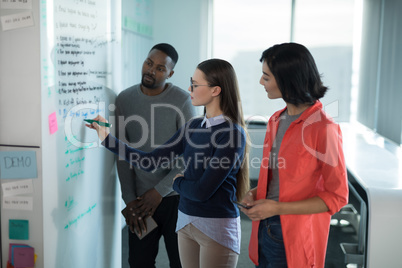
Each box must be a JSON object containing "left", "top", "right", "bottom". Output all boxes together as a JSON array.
[{"left": 115, "top": 83, "right": 197, "bottom": 203}]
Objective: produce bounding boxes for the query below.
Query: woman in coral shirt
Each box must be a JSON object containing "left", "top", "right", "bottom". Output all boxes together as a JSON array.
[{"left": 240, "top": 43, "right": 349, "bottom": 268}]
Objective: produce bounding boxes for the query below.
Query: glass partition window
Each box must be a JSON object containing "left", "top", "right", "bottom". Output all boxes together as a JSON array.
[
  {"left": 213, "top": 0, "right": 357, "bottom": 123},
  {"left": 213, "top": 0, "right": 292, "bottom": 120},
  {"left": 293, "top": 0, "right": 356, "bottom": 123}
]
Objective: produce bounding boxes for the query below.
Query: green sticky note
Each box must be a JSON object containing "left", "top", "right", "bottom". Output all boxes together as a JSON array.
[{"left": 9, "top": 219, "right": 29, "bottom": 240}]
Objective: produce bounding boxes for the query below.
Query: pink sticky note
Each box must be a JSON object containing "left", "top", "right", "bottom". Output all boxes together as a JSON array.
[
  {"left": 48, "top": 112, "right": 58, "bottom": 134},
  {"left": 13, "top": 246, "right": 34, "bottom": 267},
  {"left": 9, "top": 243, "right": 25, "bottom": 260}
]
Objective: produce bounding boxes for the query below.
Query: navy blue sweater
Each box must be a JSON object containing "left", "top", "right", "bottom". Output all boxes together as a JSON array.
[{"left": 103, "top": 117, "right": 246, "bottom": 218}]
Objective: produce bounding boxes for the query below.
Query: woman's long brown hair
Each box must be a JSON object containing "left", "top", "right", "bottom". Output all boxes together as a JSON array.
[{"left": 197, "top": 59, "right": 250, "bottom": 201}]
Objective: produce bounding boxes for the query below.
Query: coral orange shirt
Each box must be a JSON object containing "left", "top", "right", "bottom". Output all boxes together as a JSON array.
[{"left": 249, "top": 101, "right": 349, "bottom": 268}]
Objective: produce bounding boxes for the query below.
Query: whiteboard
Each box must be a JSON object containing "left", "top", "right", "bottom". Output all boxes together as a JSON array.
[{"left": 40, "top": 0, "right": 120, "bottom": 267}]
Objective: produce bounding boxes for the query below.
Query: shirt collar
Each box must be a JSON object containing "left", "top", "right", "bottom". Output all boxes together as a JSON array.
[
  {"left": 273, "top": 100, "right": 323, "bottom": 124},
  {"left": 201, "top": 114, "right": 226, "bottom": 128}
]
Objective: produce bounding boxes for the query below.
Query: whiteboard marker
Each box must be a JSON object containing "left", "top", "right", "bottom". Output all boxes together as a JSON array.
[{"left": 84, "top": 119, "right": 112, "bottom": 128}]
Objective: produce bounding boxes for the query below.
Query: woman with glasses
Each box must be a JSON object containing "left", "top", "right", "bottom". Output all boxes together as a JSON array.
[
  {"left": 239, "top": 43, "right": 349, "bottom": 268},
  {"left": 87, "top": 58, "right": 249, "bottom": 268}
]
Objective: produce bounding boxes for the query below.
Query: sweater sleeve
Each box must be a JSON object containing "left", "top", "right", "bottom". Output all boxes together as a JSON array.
[
  {"left": 153, "top": 96, "right": 198, "bottom": 197},
  {"left": 102, "top": 126, "right": 186, "bottom": 172},
  {"left": 173, "top": 128, "right": 246, "bottom": 202}
]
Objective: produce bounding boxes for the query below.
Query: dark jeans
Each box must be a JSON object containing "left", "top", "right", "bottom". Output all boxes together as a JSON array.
[
  {"left": 128, "top": 195, "right": 181, "bottom": 268},
  {"left": 256, "top": 215, "right": 287, "bottom": 268}
]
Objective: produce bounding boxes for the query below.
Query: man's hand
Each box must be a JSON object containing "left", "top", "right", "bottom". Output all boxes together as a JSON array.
[
  {"left": 122, "top": 189, "right": 162, "bottom": 235},
  {"left": 132, "top": 188, "right": 162, "bottom": 219},
  {"left": 122, "top": 199, "right": 147, "bottom": 235}
]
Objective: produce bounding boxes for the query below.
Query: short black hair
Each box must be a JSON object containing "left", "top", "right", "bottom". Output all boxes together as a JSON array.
[
  {"left": 260, "top": 43, "right": 328, "bottom": 105},
  {"left": 151, "top": 43, "right": 179, "bottom": 67}
]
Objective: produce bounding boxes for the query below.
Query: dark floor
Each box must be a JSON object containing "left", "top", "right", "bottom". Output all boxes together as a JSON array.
[{"left": 122, "top": 214, "right": 358, "bottom": 268}]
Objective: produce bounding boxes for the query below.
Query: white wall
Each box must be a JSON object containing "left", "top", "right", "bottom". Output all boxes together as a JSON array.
[
  {"left": 153, "top": 0, "right": 211, "bottom": 95},
  {"left": 0, "top": 2, "right": 43, "bottom": 267},
  {"left": 0, "top": 3, "right": 41, "bottom": 146}
]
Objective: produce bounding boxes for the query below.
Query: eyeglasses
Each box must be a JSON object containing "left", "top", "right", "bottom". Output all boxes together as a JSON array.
[{"left": 190, "top": 77, "right": 215, "bottom": 92}]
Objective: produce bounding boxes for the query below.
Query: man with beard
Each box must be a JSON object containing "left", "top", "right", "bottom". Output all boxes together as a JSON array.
[{"left": 115, "top": 43, "right": 196, "bottom": 268}]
